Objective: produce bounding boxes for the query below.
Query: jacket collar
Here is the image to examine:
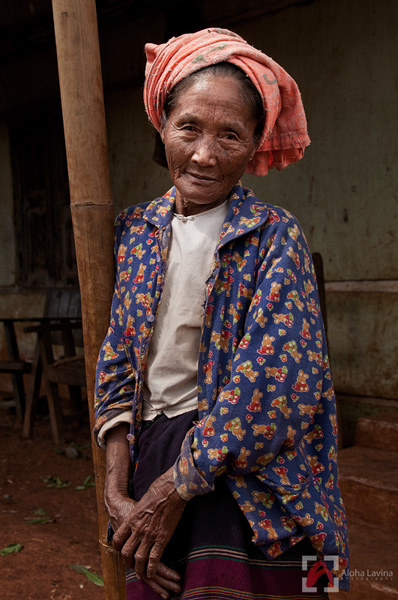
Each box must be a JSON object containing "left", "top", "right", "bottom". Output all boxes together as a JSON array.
[
  {"left": 217, "top": 182, "right": 270, "bottom": 249},
  {"left": 142, "top": 182, "right": 270, "bottom": 245},
  {"left": 142, "top": 187, "right": 176, "bottom": 229}
]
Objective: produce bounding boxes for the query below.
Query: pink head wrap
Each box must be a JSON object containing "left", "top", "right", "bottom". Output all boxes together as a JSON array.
[{"left": 144, "top": 28, "right": 310, "bottom": 176}]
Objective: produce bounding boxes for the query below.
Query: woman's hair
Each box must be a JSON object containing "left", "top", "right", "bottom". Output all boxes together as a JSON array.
[{"left": 162, "top": 62, "right": 265, "bottom": 146}]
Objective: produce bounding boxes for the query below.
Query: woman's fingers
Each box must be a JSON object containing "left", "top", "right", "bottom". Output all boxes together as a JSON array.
[
  {"left": 115, "top": 523, "right": 181, "bottom": 583},
  {"left": 141, "top": 560, "right": 182, "bottom": 599},
  {"left": 156, "top": 561, "right": 181, "bottom": 582},
  {"left": 112, "top": 467, "right": 187, "bottom": 578},
  {"left": 144, "top": 572, "right": 182, "bottom": 599},
  {"left": 114, "top": 516, "right": 182, "bottom": 594},
  {"left": 142, "top": 572, "right": 181, "bottom": 600},
  {"left": 142, "top": 577, "right": 170, "bottom": 599},
  {"left": 120, "top": 533, "right": 165, "bottom": 578},
  {"left": 134, "top": 538, "right": 155, "bottom": 578},
  {"left": 120, "top": 533, "right": 145, "bottom": 570},
  {"left": 112, "top": 521, "right": 133, "bottom": 552},
  {"left": 146, "top": 540, "right": 167, "bottom": 579}
]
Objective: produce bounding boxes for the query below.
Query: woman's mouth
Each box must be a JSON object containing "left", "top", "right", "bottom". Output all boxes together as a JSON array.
[{"left": 185, "top": 171, "right": 217, "bottom": 183}]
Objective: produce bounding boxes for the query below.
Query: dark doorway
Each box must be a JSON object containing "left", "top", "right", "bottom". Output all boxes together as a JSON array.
[{"left": 10, "top": 107, "right": 77, "bottom": 288}]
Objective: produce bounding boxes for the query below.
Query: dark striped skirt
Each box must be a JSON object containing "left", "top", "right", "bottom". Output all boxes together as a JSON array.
[{"left": 126, "top": 411, "right": 329, "bottom": 600}]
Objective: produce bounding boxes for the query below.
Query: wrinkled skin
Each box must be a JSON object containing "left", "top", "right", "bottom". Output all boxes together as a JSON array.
[
  {"left": 113, "top": 467, "right": 186, "bottom": 577},
  {"left": 104, "top": 73, "right": 259, "bottom": 596},
  {"left": 105, "top": 424, "right": 184, "bottom": 598},
  {"left": 160, "top": 73, "right": 257, "bottom": 216}
]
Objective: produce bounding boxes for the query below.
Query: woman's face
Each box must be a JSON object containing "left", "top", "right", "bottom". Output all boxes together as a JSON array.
[{"left": 160, "top": 74, "right": 258, "bottom": 215}]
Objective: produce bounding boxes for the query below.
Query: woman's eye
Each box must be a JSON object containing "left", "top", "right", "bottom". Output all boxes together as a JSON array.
[{"left": 223, "top": 132, "right": 239, "bottom": 141}]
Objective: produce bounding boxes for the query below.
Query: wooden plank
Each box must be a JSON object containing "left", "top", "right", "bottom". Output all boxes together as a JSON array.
[
  {"left": 326, "top": 280, "right": 398, "bottom": 293},
  {"left": 0, "top": 361, "right": 30, "bottom": 373}
]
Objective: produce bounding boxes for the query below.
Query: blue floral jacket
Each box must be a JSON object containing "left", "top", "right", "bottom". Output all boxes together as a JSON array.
[{"left": 94, "top": 182, "right": 349, "bottom": 589}]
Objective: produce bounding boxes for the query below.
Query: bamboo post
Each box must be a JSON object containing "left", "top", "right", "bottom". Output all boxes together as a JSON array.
[{"left": 51, "top": 2, "right": 126, "bottom": 598}]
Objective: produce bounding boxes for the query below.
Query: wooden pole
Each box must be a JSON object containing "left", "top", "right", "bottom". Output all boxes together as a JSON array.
[{"left": 51, "top": 2, "right": 126, "bottom": 598}]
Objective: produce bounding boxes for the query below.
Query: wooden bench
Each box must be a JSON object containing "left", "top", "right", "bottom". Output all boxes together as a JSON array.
[
  {"left": 0, "top": 289, "right": 86, "bottom": 443},
  {"left": 21, "top": 288, "right": 86, "bottom": 444},
  {"left": 28, "top": 317, "right": 86, "bottom": 444},
  {"left": 0, "top": 318, "right": 37, "bottom": 421}
]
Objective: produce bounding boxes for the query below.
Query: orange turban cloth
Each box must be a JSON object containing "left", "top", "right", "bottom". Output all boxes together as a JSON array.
[{"left": 144, "top": 28, "right": 310, "bottom": 176}]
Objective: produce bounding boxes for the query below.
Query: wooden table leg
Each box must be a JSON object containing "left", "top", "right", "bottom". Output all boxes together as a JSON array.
[
  {"left": 22, "top": 342, "right": 42, "bottom": 439},
  {"left": 3, "top": 320, "right": 25, "bottom": 422}
]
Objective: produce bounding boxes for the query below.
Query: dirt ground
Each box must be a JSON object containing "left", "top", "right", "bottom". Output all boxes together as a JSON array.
[{"left": 0, "top": 403, "right": 106, "bottom": 600}]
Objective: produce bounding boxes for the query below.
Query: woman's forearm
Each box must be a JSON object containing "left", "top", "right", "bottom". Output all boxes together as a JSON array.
[{"left": 105, "top": 423, "right": 133, "bottom": 527}]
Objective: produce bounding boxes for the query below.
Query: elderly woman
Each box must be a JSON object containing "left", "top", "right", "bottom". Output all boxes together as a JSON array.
[{"left": 94, "top": 28, "right": 349, "bottom": 600}]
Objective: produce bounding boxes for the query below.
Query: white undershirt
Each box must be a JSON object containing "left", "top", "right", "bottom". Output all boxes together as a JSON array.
[
  {"left": 142, "top": 200, "right": 228, "bottom": 419},
  {"left": 97, "top": 199, "right": 228, "bottom": 447}
]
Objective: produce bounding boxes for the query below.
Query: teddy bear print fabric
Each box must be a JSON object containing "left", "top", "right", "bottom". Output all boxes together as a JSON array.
[{"left": 94, "top": 182, "right": 349, "bottom": 589}]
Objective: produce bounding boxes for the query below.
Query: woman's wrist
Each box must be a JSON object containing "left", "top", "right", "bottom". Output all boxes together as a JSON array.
[
  {"left": 105, "top": 423, "right": 132, "bottom": 498},
  {"left": 105, "top": 484, "right": 131, "bottom": 505}
]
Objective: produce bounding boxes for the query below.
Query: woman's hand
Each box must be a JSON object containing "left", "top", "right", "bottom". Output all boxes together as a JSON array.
[
  {"left": 105, "top": 488, "right": 136, "bottom": 532},
  {"left": 105, "top": 425, "right": 182, "bottom": 598},
  {"left": 112, "top": 465, "right": 187, "bottom": 581}
]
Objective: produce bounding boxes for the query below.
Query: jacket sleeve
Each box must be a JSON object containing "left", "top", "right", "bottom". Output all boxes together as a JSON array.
[
  {"left": 174, "top": 214, "right": 334, "bottom": 499},
  {"left": 93, "top": 212, "right": 135, "bottom": 445}
]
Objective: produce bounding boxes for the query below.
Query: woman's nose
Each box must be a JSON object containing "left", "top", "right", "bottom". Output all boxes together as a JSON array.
[{"left": 191, "top": 136, "right": 217, "bottom": 166}]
